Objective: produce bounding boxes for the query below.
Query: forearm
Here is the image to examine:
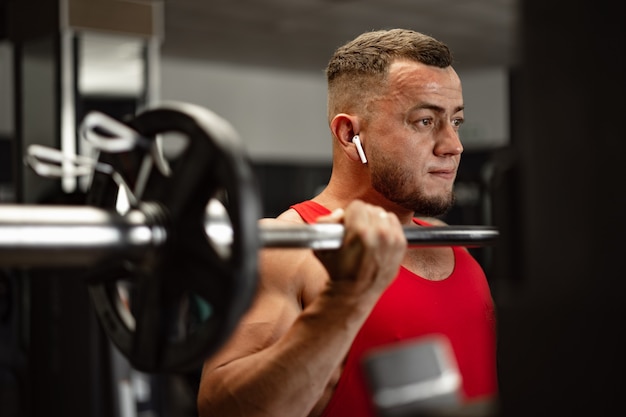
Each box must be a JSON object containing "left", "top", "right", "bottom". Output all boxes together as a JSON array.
[{"left": 197, "top": 288, "right": 378, "bottom": 417}]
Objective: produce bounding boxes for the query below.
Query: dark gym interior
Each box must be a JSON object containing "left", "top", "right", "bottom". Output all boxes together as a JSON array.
[{"left": 1, "top": 1, "right": 625, "bottom": 416}]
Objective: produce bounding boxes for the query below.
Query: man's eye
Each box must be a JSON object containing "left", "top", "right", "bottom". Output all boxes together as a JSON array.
[{"left": 452, "top": 118, "right": 464, "bottom": 127}]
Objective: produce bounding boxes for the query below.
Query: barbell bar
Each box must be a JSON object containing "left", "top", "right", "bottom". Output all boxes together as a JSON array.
[{"left": 0, "top": 203, "right": 498, "bottom": 268}]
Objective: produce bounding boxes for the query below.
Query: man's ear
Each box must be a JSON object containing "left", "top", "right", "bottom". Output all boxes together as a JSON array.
[{"left": 330, "top": 113, "right": 362, "bottom": 162}]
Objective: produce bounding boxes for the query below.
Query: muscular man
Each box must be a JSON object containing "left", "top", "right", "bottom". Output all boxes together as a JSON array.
[{"left": 197, "top": 28, "right": 497, "bottom": 417}]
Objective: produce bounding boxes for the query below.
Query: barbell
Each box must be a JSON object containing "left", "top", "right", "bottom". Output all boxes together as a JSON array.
[
  {"left": 0, "top": 204, "right": 498, "bottom": 267},
  {"left": 1, "top": 101, "right": 498, "bottom": 373}
]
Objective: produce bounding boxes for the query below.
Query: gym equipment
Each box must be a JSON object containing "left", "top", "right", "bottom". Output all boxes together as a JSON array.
[
  {"left": 363, "top": 335, "right": 461, "bottom": 416},
  {"left": 0, "top": 205, "right": 499, "bottom": 266},
  {"left": 363, "top": 336, "right": 496, "bottom": 417},
  {"left": 0, "top": 102, "right": 499, "bottom": 373}
]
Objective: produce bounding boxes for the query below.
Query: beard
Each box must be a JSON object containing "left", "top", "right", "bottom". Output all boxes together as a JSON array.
[{"left": 370, "top": 156, "right": 456, "bottom": 218}]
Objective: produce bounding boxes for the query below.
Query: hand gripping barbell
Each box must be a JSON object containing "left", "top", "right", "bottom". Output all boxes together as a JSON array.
[{"left": 0, "top": 101, "right": 498, "bottom": 373}]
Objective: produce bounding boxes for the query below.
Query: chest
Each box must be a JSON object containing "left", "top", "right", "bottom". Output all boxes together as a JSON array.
[
  {"left": 402, "top": 247, "right": 456, "bottom": 281},
  {"left": 357, "top": 260, "right": 495, "bottom": 347}
]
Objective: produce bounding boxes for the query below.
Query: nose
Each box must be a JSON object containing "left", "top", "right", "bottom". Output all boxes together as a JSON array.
[{"left": 434, "top": 123, "right": 463, "bottom": 157}]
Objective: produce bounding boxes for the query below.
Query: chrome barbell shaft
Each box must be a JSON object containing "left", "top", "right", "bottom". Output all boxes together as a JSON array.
[
  {"left": 0, "top": 204, "right": 166, "bottom": 267},
  {"left": 258, "top": 223, "right": 499, "bottom": 250},
  {"left": 0, "top": 205, "right": 498, "bottom": 268}
]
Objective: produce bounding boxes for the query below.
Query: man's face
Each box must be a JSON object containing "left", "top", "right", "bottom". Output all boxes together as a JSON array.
[{"left": 366, "top": 60, "right": 464, "bottom": 217}]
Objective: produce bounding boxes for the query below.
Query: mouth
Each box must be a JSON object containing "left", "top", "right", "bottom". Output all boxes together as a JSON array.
[{"left": 429, "top": 168, "right": 457, "bottom": 180}]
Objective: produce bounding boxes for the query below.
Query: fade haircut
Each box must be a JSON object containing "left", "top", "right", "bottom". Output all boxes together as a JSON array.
[{"left": 325, "top": 29, "right": 453, "bottom": 122}]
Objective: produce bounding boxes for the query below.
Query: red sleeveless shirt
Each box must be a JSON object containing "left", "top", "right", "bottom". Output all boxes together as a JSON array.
[{"left": 290, "top": 201, "right": 498, "bottom": 417}]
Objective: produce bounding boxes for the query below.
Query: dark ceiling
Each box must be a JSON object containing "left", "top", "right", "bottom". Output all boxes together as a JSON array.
[{"left": 159, "top": 0, "right": 520, "bottom": 73}]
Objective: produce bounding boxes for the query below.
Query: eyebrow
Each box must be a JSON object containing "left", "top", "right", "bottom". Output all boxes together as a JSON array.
[{"left": 410, "top": 103, "right": 465, "bottom": 114}]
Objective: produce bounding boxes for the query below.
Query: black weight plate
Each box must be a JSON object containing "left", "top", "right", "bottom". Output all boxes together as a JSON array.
[{"left": 86, "top": 102, "right": 261, "bottom": 373}]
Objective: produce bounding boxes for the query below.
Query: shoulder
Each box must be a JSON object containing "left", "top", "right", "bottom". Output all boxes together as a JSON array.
[
  {"left": 272, "top": 208, "right": 307, "bottom": 224},
  {"left": 258, "top": 214, "right": 327, "bottom": 302}
]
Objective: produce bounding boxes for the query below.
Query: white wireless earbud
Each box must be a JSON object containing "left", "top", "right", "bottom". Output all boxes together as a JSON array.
[{"left": 352, "top": 135, "right": 367, "bottom": 164}]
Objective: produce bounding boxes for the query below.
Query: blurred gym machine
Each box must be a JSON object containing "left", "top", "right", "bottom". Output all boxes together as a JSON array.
[{"left": 0, "top": 1, "right": 198, "bottom": 416}]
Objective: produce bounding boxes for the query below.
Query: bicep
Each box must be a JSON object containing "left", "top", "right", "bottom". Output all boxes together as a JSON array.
[{"left": 200, "top": 248, "right": 309, "bottom": 373}]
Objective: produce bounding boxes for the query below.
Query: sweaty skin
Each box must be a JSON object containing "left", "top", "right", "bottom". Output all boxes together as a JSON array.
[{"left": 197, "top": 60, "right": 465, "bottom": 417}]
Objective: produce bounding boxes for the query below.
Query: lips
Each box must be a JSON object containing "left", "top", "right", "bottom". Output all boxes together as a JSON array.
[{"left": 429, "top": 168, "right": 457, "bottom": 180}]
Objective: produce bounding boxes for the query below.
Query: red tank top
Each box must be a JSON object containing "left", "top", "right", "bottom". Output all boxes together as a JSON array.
[{"left": 290, "top": 201, "right": 498, "bottom": 417}]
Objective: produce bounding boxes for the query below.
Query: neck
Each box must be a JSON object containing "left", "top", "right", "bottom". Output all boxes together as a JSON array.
[{"left": 312, "top": 177, "right": 416, "bottom": 225}]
